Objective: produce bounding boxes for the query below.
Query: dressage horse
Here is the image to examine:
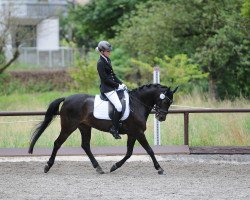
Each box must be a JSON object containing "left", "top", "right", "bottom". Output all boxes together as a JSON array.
[{"left": 28, "top": 84, "right": 178, "bottom": 174}]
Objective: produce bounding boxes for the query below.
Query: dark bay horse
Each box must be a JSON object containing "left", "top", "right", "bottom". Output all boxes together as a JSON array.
[{"left": 28, "top": 84, "right": 178, "bottom": 174}]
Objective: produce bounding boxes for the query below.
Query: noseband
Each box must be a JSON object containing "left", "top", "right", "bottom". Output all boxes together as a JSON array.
[
  {"left": 129, "top": 91, "right": 173, "bottom": 115},
  {"left": 154, "top": 95, "right": 173, "bottom": 115}
]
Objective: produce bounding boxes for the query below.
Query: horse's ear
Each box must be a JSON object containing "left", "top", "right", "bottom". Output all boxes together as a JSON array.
[
  {"left": 172, "top": 86, "right": 178, "bottom": 93},
  {"left": 164, "top": 87, "right": 170, "bottom": 94}
]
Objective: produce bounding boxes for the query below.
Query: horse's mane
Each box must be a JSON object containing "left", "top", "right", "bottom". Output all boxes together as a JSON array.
[{"left": 129, "top": 83, "right": 169, "bottom": 94}]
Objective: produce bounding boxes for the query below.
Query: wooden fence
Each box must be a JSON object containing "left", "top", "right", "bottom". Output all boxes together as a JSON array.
[{"left": 1, "top": 108, "right": 250, "bottom": 146}]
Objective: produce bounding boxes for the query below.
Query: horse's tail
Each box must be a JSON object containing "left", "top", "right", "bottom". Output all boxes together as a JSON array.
[{"left": 28, "top": 97, "right": 65, "bottom": 154}]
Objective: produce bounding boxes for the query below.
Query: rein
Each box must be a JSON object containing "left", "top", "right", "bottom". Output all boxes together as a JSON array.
[
  {"left": 128, "top": 91, "right": 154, "bottom": 112},
  {"left": 128, "top": 90, "right": 171, "bottom": 115},
  {"left": 154, "top": 105, "right": 169, "bottom": 115}
]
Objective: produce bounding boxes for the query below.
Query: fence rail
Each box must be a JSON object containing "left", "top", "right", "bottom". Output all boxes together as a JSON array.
[
  {"left": 1, "top": 108, "right": 249, "bottom": 146},
  {"left": 17, "top": 47, "right": 78, "bottom": 68}
]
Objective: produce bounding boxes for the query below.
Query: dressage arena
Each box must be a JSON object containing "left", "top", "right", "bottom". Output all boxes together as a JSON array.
[{"left": 0, "top": 155, "right": 249, "bottom": 200}]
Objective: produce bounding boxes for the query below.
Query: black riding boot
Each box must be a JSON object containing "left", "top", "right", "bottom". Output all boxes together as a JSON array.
[{"left": 109, "top": 109, "right": 122, "bottom": 139}]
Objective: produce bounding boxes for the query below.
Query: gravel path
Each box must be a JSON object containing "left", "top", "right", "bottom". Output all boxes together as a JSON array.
[{"left": 0, "top": 155, "right": 249, "bottom": 200}]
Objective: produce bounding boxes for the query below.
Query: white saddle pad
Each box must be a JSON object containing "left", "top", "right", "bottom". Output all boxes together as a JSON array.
[{"left": 93, "top": 90, "right": 130, "bottom": 121}]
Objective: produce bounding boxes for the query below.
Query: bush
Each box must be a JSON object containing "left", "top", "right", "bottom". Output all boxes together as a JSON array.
[
  {"left": 155, "top": 54, "right": 208, "bottom": 93},
  {"left": 69, "top": 52, "right": 99, "bottom": 92},
  {"left": 124, "top": 58, "right": 153, "bottom": 87},
  {"left": 128, "top": 54, "right": 208, "bottom": 93},
  {"left": 69, "top": 48, "right": 136, "bottom": 92},
  {"left": 110, "top": 47, "right": 131, "bottom": 81},
  {"left": 0, "top": 70, "right": 72, "bottom": 95}
]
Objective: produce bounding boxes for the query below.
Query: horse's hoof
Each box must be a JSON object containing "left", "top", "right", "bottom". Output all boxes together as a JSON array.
[
  {"left": 113, "top": 135, "right": 121, "bottom": 139},
  {"left": 158, "top": 169, "right": 164, "bottom": 175},
  {"left": 96, "top": 166, "right": 105, "bottom": 174},
  {"left": 110, "top": 164, "right": 118, "bottom": 172},
  {"left": 44, "top": 165, "right": 50, "bottom": 173}
]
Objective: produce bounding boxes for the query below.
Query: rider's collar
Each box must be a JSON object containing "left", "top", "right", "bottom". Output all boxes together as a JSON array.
[{"left": 100, "top": 54, "right": 109, "bottom": 64}]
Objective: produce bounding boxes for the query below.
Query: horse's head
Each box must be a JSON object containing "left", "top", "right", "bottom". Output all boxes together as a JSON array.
[{"left": 155, "top": 86, "right": 178, "bottom": 121}]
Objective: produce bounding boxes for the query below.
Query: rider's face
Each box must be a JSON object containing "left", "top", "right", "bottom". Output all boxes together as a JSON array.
[{"left": 103, "top": 50, "right": 111, "bottom": 58}]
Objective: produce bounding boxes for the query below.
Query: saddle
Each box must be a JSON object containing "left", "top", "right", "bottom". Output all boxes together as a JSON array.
[
  {"left": 93, "top": 90, "right": 130, "bottom": 121},
  {"left": 100, "top": 90, "right": 126, "bottom": 120}
]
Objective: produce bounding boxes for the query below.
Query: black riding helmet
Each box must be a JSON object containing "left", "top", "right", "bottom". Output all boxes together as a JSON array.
[{"left": 96, "top": 41, "right": 112, "bottom": 52}]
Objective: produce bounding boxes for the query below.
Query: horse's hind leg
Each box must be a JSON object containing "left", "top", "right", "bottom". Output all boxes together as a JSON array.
[
  {"left": 79, "top": 124, "right": 104, "bottom": 174},
  {"left": 44, "top": 126, "right": 77, "bottom": 173},
  {"left": 110, "top": 135, "right": 136, "bottom": 172}
]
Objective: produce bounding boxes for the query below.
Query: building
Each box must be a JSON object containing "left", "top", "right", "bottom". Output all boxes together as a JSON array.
[{"left": 0, "top": 0, "right": 88, "bottom": 68}]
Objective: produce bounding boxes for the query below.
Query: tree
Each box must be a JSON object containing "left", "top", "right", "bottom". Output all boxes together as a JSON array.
[
  {"left": 193, "top": 1, "right": 250, "bottom": 98},
  {"left": 113, "top": 1, "right": 172, "bottom": 63},
  {"left": 113, "top": 0, "right": 249, "bottom": 98},
  {"left": 195, "top": 25, "right": 250, "bottom": 98},
  {"left": 131, "top": 54, "right": 208, "bottom": 93},
  {"left": 241, "top": 0, "right": 250, "bottom": 17},
  {"left": 64, "top": 0, "right": 148, "bottom": 49},
  {"left": 0, "top": 5, "right": 36, "bottom": 74}
]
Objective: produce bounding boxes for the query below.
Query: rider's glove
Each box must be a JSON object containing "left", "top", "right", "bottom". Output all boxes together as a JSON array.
[
  {"left": 121, "top": 83, "right": 127, "bottom": 90},
  {"left": 118, "top": 84, "right": 124, "bottom": 90}
]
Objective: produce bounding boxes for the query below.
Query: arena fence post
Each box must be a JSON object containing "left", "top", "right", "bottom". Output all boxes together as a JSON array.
[
  {"left": 153, "top": 66, "right": 161, "bottom": 145},
  {"left": 184, "top": 112, "right": 189, "bottom": 145}
]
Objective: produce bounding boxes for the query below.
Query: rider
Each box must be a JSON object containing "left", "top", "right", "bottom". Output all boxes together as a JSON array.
[{"left": 96, "top": 41, "right": 127, "bottom": 139}]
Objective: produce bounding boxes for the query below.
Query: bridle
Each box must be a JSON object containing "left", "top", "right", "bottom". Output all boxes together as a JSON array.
[
  {"left": 154, "top": 95, "right": 173, "bottom": 115},
  {"left": 128, "top": 90, "right": 173, "bottom": 115}
]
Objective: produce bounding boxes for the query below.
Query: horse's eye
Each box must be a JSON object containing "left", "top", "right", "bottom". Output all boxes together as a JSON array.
[{"left": 164, "top": 100, "right": 169, "bottom": 104}]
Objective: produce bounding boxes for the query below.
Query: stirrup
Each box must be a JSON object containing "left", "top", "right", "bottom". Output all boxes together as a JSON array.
[{"left": 109, "top": 127, "right": 121, "bottom": 139}]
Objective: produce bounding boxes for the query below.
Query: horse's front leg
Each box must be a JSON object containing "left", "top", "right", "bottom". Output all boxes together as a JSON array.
[
  {"left": 136, "top": 133, "right": 164, "bottom": 175},
  {"left": 110, "top": 135, "right": 136, "bottom": 172}
]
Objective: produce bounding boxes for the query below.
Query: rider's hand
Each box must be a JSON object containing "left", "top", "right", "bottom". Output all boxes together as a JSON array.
[
  {"left": 118, "top": 84, "right": 124, "bottom": 90},
  {"left": 121, "top": 83, "right": 127, "bottom": 90}
]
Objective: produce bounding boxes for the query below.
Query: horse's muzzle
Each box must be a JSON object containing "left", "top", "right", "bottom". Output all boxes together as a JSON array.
[{"left": 156, "top": 114, "right": 166, "bottom": 122}]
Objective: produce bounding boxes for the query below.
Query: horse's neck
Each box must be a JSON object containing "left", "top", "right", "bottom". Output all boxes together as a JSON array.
[
  {"left": 130, "top": 87, "right": 158, "bottom": 122},
  {"left": 136, "top": 88, "right": 157, "bottom": 108}
]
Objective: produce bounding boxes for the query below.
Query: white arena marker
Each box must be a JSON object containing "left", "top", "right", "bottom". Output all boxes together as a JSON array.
[{"left": 153, "top": 67, "right": 161, "bottom": 146}]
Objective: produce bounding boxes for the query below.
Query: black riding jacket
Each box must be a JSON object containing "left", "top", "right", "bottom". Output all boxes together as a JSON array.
[{"left": 97, "top": 55, "right": 122, "bottom": 93}]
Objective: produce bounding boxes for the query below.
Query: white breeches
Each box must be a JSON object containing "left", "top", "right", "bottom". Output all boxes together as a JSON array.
[{"left": 104, "top": 90, "right": 122, "bottom": 112}]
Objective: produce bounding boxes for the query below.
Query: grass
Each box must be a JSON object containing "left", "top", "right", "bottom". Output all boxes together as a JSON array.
[
  {"left": 177, "top": 93, "right": 250, "bottom": 146},
  {"left": 7, "top": 63, "right": 42, "bottom": 71},
  {"left": 0, "top": 91, "right": 249, "bottom": 148}
]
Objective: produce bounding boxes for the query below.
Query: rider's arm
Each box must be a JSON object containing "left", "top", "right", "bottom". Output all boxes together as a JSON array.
[{"left": 97, "top": 62, "right": 120, "bottom": 88}]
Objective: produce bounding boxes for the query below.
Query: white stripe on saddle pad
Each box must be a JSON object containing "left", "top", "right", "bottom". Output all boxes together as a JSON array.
[{"left": 93, "top": 90, "right": 130, "bottom": 121}]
